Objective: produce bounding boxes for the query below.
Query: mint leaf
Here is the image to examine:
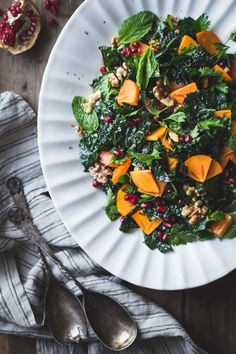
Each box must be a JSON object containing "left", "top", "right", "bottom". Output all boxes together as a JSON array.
[
  {"left": 207, "top": 210, "right": 224, "bottom": 222},
  {"left": 72, "top": 96, "right": 99, "bottom": 133},
  {"left": 198, "top": 118, "right": 224, "bottom": 133},
  {"left": 99, "top": 46, "right": 119, "bottom": 69},
  {"left": 164, "top": 111, "right": 186, "bottom": 123},
  {"left": 228, "top": 135, "right": 236, "bottom": 151},
  {"left": 136, "top": 48, "right": 158, "bottom": 89},
  {"left": 118, "top": 11, "right": 155, "bottom": 45},
  {"left": 128, "top": 144, "right": 161, "bottom": 166},
  {"left": 105, "top": 189, "right": 120, "bottom": 221},
  {"left": 229, "top": 30, "right": 236, "bottom": 42},
  {"left": 168, "top": 224, "right": 196, "bottom": 245}
]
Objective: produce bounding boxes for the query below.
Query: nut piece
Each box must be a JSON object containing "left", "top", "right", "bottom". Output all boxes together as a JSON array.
[
  {"left": 111, "top": 35, "right": 119, "bottom": 47},
  {"left": 149, "top": 39, "right": 160, "bottom": 50},
  {"left": 189, "top": 214, "right": 198, "bottom": 225},
  {"left": 181, "top": 205, "right": 193, "bottom": 217},
  {"left": 160, "top": 97, "right": 175, "bottom": 107},
  {"left": 108, "top": 73, "right": 120, "bottom": 88},
  {"left": 116, "top": 66, "right": 127, "bottom": 81},
  {"left": 74, "top": 125, "right": 84, "bottom": 136},
  {"left": 88, "top": 162, "right": 112, "bottom": 184},
  {"left": 82, "top": 90, "right": 101, "bottom": 113},
  {"left": 153, "top": 80, "right": 170, "bottom": 100},
  {"left": 169, "top": 131, "right": 179, "bottom": 142}
]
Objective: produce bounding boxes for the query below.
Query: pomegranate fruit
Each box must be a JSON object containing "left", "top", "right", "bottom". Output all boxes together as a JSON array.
[{"left": 0, "top": 0, "right": 41, "bottom": 55}]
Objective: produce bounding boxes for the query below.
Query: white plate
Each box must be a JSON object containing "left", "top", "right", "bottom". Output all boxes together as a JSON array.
[{"left": 38, "top": 0, "right": 236, "bottom": 290}]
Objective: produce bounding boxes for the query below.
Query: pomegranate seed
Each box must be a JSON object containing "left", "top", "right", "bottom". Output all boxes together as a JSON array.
[
  {"left": 132, "top": 41, "right": 139, "bottom": 48},
  {"left": 124, "top": 194, "right": 132, "bottom": 201},
  {"left": 120, "top": 216, "right": 124, "bottom": 222},
  {"left": 162, "top": 234, "right": 168, "bottom": 242},
  {"left": 157, "top": 102, "right": 165, "bottom": 110},
  {"left": 113, "top": 149, "right": 121, "bottom": 158},
  {"left": 228, "top": 177, "right": 236, "bottom": 184},
  {"left": 130, "top": 196, "right": 138, "bottom": 204},
  {"left": 141, "top": 202, "right": 150, "bottom": 208},
  {"left": 164, "top": 222, "right": 172, "bottom": 229},
  {"left": 104, "top": 116, "right": 112, "bottom": 123},
  {"left": 100, "top": 66, "right": 107, "bottom": 73},
  {"left": 92, "top": 179, "right": 100, "bottom": 188},
  {"left": 133, "top": 117, "right": 141, "bottom": 125},
  {"left": 14, "top": 2, "right": 21, "bottom": 6},
  {"left": 167, "top": 188, "right": 174, "bottom": 194},
  {"left": 157, "top": 205, "right": 165, "bottom": 213},
  {"left": 179, "top": 136, "right": 184, "bottom": 142},
  {"left": 169, "top": 215, "right": 177, "bottom": 223},
  {"left": 137, "top": 47, "right": 143, "bottom": 54},
  {"left": 157, "top": 231, "right": 163, "bottom": 239},
  {"left": 27, "top": 30, "right": 33, "bottom": 35},
  {"left": 131, "top": 47, "right": 138, "bottom": 54},
  {"left": 48, "top": 18, "right": 58, "bottom": 27},
  {"left": 178, "top": 199, "right": 183, "bottom": 205},
  {"left": 3, "top": 13, "right": 8, "bottom": 21},
  {"left": 153, "top": 115, "right": 159, "bottom": 123},
  {"left": 184, "top": 135, "right": 191, "bottom": 143},
  {"left": 50, "top": 0, "right": 59, "bottom": 5},
  {"left": 223, "top": 179, "right": 231, "bottom": 185}
]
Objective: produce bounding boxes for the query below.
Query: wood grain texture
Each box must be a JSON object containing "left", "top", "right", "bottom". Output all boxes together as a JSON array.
[{"left": 0, "top": 1, "right": 236, "bottom": 354}]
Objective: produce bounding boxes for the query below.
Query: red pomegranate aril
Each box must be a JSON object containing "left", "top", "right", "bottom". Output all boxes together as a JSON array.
[
  {"left": 113, "top": 149, "right": 121, "bottom": 158},
  {"left": 157, "top": 205, "right": 165, "bottom": 213},
  {"left": 92, "top": 179, "right": 100, "bottom": 188},
  {"left": 131, "top": 47, "right": 138, "bottom": 54},
  {"left": 104, "top": 116, "right": 112, "bottom": 123},
  {"left": 100, "top": 66, "right": 107, "bottom": 73},
  {"left": 184, "top": 135, "right": 191, "bottom": 143},
  {"left": 153, "top": 115, "right": 159, "bottom": 123},
  {"left": 167, "top": 188, "right": 174, "bottom": 194},
  {"left": 120, "top": 216, "right": 125, "bottom": 222},
  {"left": 130, "top": 196, "right": 138, "bottom": 204},
  {"left": 48, "top": 18, "right": 58, "bottom": 27},
  {"left": 50, "top": 0, "right": 59, "bottom": 5},
  {"left": 133, "top": 117, "right": 141, "bottom": 125},
  {"left": 128, "top": 119, "right": 135, "bottom": 126},
  {"left": 162, "top": 234, "right": 168, "bottom": 242},
  {"left": 178, "top": 136, "right": 184, "bottom": 142},
  {"left": 157, "top": 102, "right": 165, "bottom": 110},
  {"left": 137, "top": 47, "right": 143, "bottom": 54},
  {"left": 164, "top": 222, "right": 172, "bottom": 229},
  {"left": 141, "top": 202, "right": 150, "bottom": 208},
  {"left": 3, "top": 13, "right": 8, "bottom": 21},
  {"left": 157, "top": 231, "right": 163, "bottom": 239},
  {"left": 228, "top": 177, "right": 236, "bottom": 184},
  {"left": 132, "top": 41, "right": 139, "bottom": 48},
  {"left": 169, "top": 214, "right": 177, "bottom": 223}
]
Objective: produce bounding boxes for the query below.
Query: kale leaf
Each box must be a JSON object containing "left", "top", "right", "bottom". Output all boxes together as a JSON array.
[
  {"left": 179, "top": 14, "right": 210, "bottom": 38},
  {"left": 99, "top": 46, "right": 120, "bottom": 69},
  {"left": 105, "top": 189, "right": 120, "bottom": 221}
]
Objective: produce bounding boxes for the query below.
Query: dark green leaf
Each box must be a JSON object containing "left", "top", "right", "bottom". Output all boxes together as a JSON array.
[
  {"left": 128, "top": 144, "right": 161, "bottom": 166},
  {"left": 118, "top": 173, "right": 131, "bottom": 184},
  {"left": 144, "top": 236, "right": 173, "bottom": 252},
  {"left": 168, "top": 224, "right": 197, "bottom": 245},
  {"left": 179, "top": 14, "right": 210, "bottom": 38},
  {"left": 105, "top": 189, "right": 120, "bottom": 221},
  {"left": 72, "top": 96, "right": 99, "bottom": 133},
  {"left": 136, "top": 48, "right": 158, "bottom": 89},
  {"left": 207, "top": 210, "right": 225, "bottom": 222},
  {"left": 214, "top": 42, "right": 229, "bottom": 59},
  {"left": 228, "top": 135, "right": 236, "bottom": 151},
  {"left": 118, "top": 11, "right": 155, "bottom": 45},
  {"left": 99, "top": 46, "right": 119, "bottom": 69},
  {"left": 198, "top": 118, "right": 224, "bottom": 132},
  {"left": 164, "top": 111, "right": 186, "bottom": 123},
  {"left": 229, "top": 30, "right": 236, "bottom": 42}
]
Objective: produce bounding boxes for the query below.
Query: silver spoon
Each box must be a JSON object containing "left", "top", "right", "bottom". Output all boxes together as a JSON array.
[{"left": 7, "top": 177, "right": 137, "bottom": 351}]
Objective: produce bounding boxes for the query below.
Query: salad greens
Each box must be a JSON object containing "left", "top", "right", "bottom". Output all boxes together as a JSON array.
[{"left": 72, "top": 11, "right": 236, "bottom": 253}]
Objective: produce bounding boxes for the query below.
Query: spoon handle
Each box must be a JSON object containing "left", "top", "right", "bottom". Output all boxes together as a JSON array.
[{"left": 6, "top": 177, "right": 86, "bottom": 293}]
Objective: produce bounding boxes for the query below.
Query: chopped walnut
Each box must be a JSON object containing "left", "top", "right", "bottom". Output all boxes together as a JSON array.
[
  {"left": 111, "top": 35, "right": 119, "bottom": 47},
  {"left": 153, "top": 80, "right": 175, "bottom": 107},
  {"left": 74, "top": 125, "right": 84, "bottom": 136},
  {"left": 88, "top": 162, "right": 112, "bottom": 184},
  {"left": 149, "top": 39, "right": 160, "bottom": 50},
  {"left": 116, "top": 66, "right": 127, "bottom": 81},
  {"left": 160, "top": 96, "right": 175, "bottom": 107},
  {"left": 168, "top": 131, "right": 179, "bottom": 142},
  {"left": 108, "top": 73, "right": 120, "bottom": 87},
  {"left": 82, "top": 90, "right": 101, "bottom": 113},
  {"left": 182, "top": 186, "right": 208, "bottom": 224}
]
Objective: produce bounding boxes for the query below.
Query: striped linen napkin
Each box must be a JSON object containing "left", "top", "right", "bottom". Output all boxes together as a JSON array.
[{"left": 0, "top": 91, "right": 206, "bottom": 354}]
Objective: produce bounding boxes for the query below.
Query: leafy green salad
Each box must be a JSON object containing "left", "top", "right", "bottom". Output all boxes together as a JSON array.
[{"left": 72, "top": 11, "right": 236, "bottom": 253}]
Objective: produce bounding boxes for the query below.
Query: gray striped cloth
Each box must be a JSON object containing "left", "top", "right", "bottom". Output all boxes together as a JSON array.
[{"left": 0, "top": 91, "right": 207, "bottom": 354}]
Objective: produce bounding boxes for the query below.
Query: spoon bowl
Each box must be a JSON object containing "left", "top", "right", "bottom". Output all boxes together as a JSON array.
[
  {"left": 84, "top": 290, "right": 137, "bottom": 351},
  {"left": 45, "top": 281, "right": 87, "bottom": 345}
]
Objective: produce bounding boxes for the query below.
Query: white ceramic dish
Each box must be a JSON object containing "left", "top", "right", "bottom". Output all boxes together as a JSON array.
[{"left": 38, "top": 0, "right": 236, "bottom": 290}]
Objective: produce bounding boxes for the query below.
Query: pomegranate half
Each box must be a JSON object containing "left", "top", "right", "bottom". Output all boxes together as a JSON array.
[{"left": 0, "top": 0, "right": 41, "bottom": 55}]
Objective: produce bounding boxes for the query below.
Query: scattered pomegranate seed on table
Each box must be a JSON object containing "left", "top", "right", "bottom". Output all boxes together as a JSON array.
[{"left": 48, "top": 18, "right": 58, "bottom": 27}]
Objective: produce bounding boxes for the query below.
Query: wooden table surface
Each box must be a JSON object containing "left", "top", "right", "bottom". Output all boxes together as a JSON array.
[{"left": 1, "top": 1, "right": 236, "bottom": 353}]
